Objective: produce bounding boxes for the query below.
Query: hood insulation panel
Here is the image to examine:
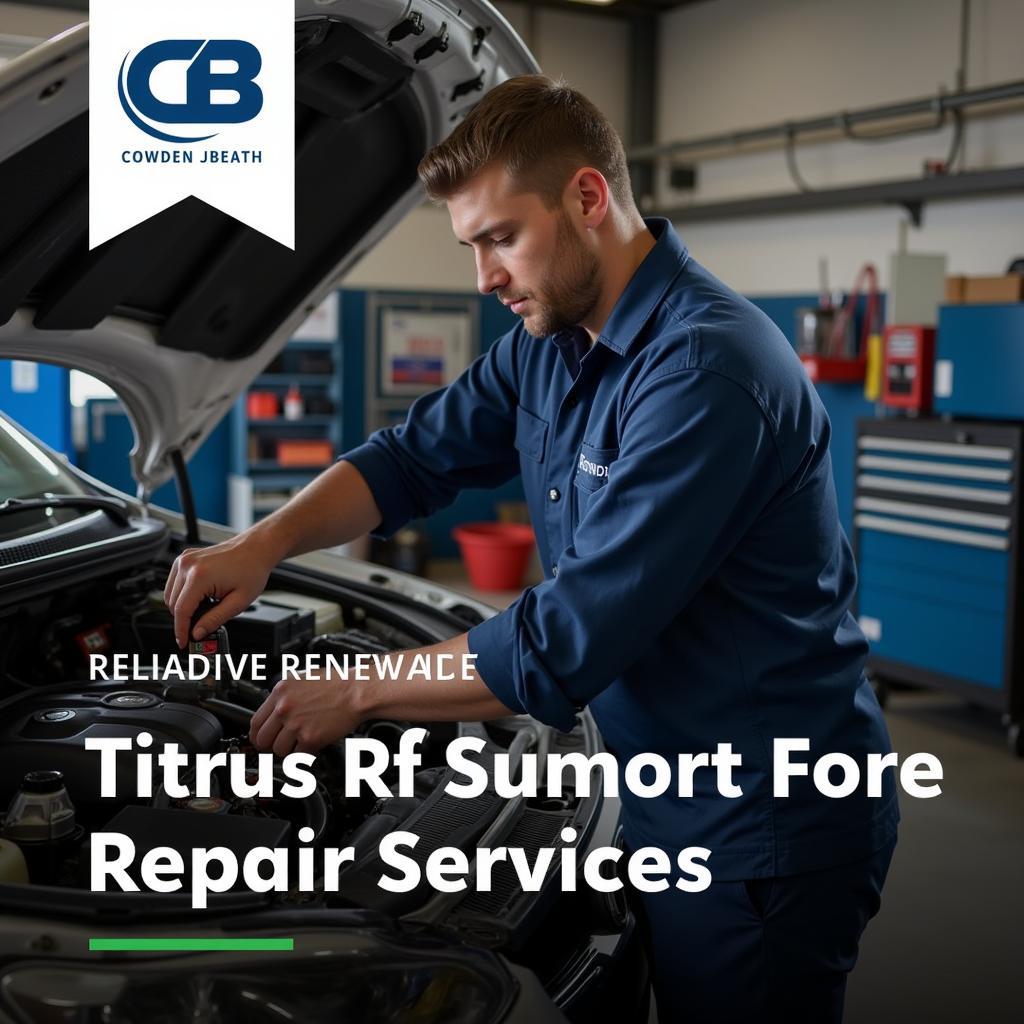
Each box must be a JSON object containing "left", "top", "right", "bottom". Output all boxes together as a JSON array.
[{"left": 0, "top": 20, "right": 425, "bottom": 361}]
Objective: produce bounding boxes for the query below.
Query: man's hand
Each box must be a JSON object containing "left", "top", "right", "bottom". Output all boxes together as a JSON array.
[
  {"left": 164, "top": 536, "right": 276, "bottom": 648},
  {"left": 247, "top": 634, "right": 516, "bottom": 756},
  {"left": 249, "top": 669, "right": 364, "bottom": 756},
  {"left": 162, "top": 461, "right": 384, "bottom": 648}
]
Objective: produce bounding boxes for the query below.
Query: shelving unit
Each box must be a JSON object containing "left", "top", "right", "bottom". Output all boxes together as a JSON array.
[{"left": 228, "top": 294, "right": 342, "bottom": 531}]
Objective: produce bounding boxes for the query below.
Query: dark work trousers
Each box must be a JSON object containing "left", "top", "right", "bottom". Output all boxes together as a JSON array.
[{"left": 629, "top": 838, "right": 896, "bottom": 1023}]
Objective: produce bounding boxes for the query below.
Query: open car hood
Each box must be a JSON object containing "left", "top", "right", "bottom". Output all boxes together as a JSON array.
[{"left": 0, "top": 1, "right": 536, "bottom": 495}]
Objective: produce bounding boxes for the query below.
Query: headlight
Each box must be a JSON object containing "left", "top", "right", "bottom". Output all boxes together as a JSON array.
[{"left": 0, "top": 932, "right": 517, "bottom": 1024}]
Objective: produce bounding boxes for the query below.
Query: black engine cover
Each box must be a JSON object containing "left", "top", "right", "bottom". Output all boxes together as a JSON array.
[{"left": 0, "top": 690, "right": 222, "bottom": 807}]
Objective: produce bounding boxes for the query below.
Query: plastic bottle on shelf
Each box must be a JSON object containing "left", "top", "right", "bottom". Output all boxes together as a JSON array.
[{"left": 284, "top": 383, "right": 303, "bottom": 421}]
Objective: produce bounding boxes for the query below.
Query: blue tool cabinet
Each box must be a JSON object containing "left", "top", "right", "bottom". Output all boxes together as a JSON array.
[
  {"left": 853, "top": 417, "right": 1024, "bottom": 753},
  {"left": 933, "top": 304, "right": 1024, "bottom": 420}
]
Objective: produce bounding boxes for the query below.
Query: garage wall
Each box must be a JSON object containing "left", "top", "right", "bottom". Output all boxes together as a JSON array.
[
  {"left": 656, "top": 0, "right": 1024, "bottom": 293},
  {"left": 343, "top": 1, "right": 632, "bottom": 292}
]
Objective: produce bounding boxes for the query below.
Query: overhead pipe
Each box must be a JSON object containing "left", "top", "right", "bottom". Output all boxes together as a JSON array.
[
  {"left": 655, "top": 165, "right": 1024, "bottom": 227},
  {"left": 628, "top": 79, "right": 1024, "bottom": 163}
]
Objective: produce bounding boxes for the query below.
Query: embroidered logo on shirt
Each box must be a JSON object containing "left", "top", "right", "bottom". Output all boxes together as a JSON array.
[{"left": 578, "top": 453, "right": 609, "bottom": 478}]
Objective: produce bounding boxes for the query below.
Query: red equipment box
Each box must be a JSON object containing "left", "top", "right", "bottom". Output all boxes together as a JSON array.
[{"left": 882, "top": 325, "right": 936, "bottom": 411}]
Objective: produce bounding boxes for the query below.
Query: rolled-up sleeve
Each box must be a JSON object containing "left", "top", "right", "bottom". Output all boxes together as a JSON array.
[
  {"left": 342, "top": 330, "right": 522, "bottom": 538},
  {"left": 468, "top": 368, "right": 785, "bottom": 731}
]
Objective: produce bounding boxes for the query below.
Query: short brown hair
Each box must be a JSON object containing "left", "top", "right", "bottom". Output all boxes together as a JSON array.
[{"left": 418, "top": 75, "right": 634, "bottom": 210}]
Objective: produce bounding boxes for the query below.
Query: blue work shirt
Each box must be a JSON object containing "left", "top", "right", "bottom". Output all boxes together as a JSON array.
[{"left": 344, "top": 218, "right": 899, "bottom": 881}]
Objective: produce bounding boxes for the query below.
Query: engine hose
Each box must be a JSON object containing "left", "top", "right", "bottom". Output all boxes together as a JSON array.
[
  {"left": 505, "top": 723, "right": 539, "bottom": 777},
  {"left": 198, "top": 696, "right": 253, "bottom": 727}
]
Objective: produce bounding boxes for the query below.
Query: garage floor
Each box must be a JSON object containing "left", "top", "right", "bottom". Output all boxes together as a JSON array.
[{"left": 846, "top": 689, "right": 1023, "bottom": 1023}]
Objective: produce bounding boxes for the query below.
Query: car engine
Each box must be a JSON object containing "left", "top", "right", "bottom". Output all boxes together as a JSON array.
[
  {"left": 0, "top": 565, "right": 479, "bottom": 906},
  {"left": 0, "top": 540, "right": 646, "bottom": 1024},
  {"left": 0, "top": 554, "right": 634, "bottom": 1022}
]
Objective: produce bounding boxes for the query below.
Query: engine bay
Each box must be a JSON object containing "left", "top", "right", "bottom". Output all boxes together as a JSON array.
[
  {"left": 0, "top": 517, "right": 636, "bottom": 1019},
  {"left": 0, "top": 562, "right": 600, "bottom": 953}
]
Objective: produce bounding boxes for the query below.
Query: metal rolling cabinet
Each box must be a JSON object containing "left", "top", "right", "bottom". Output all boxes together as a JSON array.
[{"left": 853, "top": 417, "right": 1024, "bottom": 754}]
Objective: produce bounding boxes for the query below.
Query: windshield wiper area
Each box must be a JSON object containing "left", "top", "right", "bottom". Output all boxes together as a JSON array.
[{"left": 0, "top": 495, "right": 132, "bottom": 528}]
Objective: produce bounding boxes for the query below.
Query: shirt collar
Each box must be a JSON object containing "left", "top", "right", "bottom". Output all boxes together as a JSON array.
[
  {"left": 594, "top": 217, "right": 689, "bottom": 357},
  {"left": 551, "top": 324, "right": 591, "bottom": 378}
]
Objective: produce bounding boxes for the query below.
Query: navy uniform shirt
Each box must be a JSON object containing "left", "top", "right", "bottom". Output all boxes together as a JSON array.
[{"left": 345, "top": 218, "right": 899, "bottom": 881}]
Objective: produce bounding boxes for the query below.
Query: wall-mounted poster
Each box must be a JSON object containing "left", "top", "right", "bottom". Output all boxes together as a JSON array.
[{"left": 380, "top": 309, "right": 473, "bottom": 396}]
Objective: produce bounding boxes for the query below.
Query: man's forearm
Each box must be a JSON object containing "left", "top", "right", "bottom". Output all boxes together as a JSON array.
[
  {"left": 247, "top": 459, "right": 383, "bottom": 562},
  {"left": 356, "top": 633, "right": 516, "bottom": 723}
]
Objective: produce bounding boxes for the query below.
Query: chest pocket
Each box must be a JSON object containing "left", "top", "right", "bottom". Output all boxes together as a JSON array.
[
  {"left": 574, "top": 443, "right": 618, "bottom": 522},
  {"left": 514, "top": 406, "right": 548, "bottom": 463}
]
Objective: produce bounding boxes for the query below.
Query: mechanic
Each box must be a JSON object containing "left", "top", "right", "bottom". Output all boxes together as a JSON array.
[{"left": 165, "top": 75, "right": 899, "bottom": 1022}]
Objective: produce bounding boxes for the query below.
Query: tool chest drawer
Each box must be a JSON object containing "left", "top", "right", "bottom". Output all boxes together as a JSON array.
[
  {"left": 856, "top": 580, "right": 1005, "bottom": 689},
  {"left": 853, "top": 418, "right": 1024, "bottom": 722},
  {"left": 857, "top": 530, "right": 1008, "bottom": 589}
]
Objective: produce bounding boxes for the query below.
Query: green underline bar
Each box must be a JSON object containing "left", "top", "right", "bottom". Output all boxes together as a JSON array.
[{"left": 89, "top": 938, "right": 294, "bottom": 952}]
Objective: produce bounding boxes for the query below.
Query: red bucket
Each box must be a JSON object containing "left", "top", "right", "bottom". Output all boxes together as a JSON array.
[{"left": 452, "top": 522, "right": 536, "bottom": 591}]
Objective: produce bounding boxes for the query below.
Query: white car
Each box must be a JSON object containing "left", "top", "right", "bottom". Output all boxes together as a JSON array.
[{"left": 0, "top": 4, "right": 647, "bottom": 1021}]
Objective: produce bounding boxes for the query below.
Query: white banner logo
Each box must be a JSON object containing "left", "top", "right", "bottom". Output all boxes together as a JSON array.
[{"left": 89, "top": 0, "right": 294, "bottom": 249}]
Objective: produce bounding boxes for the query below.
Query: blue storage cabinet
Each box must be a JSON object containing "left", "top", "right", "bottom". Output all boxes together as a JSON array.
[
  {"left": 0, "top": 360, "right": 73, "bottom": 457},
  {"left": 853, "top": 417, "right": 1024, "bottom": 748},
  {"left": 933, "top": 304, "right": 1024, "bottom": 420}
]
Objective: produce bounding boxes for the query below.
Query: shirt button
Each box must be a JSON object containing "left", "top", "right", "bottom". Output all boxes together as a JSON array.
[
  {"left": 548, "top": 487, "right": 561, "bottom": 502},
  {"left": 551, "top": 565, "right": 559, "bottom": 577},
  {"left": 566, "top": 395, "right": 578, "bottom": 410}
]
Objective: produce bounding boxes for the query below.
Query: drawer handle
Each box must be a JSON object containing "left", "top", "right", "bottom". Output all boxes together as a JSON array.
[
  {"left": 856, "top": 513, "right": 1009, "bottom": 551},
  {"left": 857, "top": 455, "right": 1012, "bottom": 482},
  {"left": 858, "top": 474, "right": 1012, "bottom": 506},
  {"left": 859, "top": 436, "right": 1013, "bottom": 462},
  {"left": 854, "top": 496, "right": 1011, "bottom": 531}
]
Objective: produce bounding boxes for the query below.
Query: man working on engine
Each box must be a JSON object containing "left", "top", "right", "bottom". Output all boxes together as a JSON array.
[{"left": 165, "top": 75, "right": 898, "bottom": 1022}]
